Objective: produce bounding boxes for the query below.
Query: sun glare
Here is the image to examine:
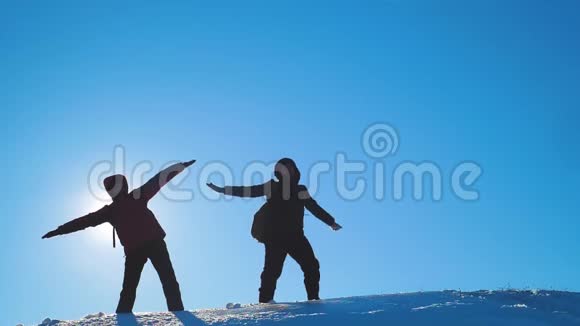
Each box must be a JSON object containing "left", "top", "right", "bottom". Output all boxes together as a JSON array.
[{"left": 74, "top": 195, "right": 115, "bottom": 245}]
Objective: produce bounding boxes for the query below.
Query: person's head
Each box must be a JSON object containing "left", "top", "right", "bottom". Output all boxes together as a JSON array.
[
  {"left": 103, "top": 174, "right": 129, "bottom": 200},
  {"left": 274, "top": 158, "right": 301, "bottom": 186}
]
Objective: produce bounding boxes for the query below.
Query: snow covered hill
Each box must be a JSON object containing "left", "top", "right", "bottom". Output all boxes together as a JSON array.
[{"left": 33, "top": 290, "right": 580, "bottom": 326}]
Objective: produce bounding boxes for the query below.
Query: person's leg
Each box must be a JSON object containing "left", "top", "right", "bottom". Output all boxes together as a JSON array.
[
  {"left": 149, "top": 240, "right": 185, "bottom": 311},
  {"left": 287, "top": 236, "right": 321, "bottom": 300},
  {"left": 259, "top": 242, "right": 287, "bottom": 303},
  {"left": 116, "top": 251, "right": 148, "bottom": 313}
]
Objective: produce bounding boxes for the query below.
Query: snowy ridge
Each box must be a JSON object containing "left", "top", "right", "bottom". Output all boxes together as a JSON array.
[{"left": 32, "top": 290, "right": 580, "bottom": 326}]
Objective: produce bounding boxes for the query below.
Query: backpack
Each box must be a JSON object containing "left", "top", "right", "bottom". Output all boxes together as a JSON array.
[{"left": 252, "top": 202, "right": 270, "bottom": 243}]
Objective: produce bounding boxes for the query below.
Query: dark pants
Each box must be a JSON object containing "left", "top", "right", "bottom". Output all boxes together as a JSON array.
[
  {"left": 259, "top": 235, "right": 321, "bottom": 303},
  {"left": 116, "top": 239, "right": 184, "bottom": 313}
]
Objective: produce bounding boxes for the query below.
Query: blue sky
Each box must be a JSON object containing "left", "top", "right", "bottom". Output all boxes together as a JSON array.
[{"left": 1, "top": 1, "right": 579, "bottom": 324}]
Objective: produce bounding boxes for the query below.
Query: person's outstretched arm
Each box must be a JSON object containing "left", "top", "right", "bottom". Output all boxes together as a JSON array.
[
  {"left": 42, "top": 205, "right": 111, "bottom": 239},
  {"left": 136, "top": 160, "right": 196, "bottom": 201},
  {"left": 300, "top": 186, "right": 342, "bottom": 231},
  {"left": 207, "top": 181, "right": 270, "bottom": 198}
]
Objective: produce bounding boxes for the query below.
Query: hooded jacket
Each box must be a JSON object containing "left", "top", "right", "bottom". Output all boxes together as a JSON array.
[
  {"left": 53, "top": 163, "right": 187, "bottom": 254},
  {"left": 224, "top": 180, "right": 336, "bottom": 240}
]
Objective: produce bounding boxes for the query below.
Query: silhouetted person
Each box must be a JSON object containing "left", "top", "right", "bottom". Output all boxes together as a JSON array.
[
  {"left": 208, "top": 158, "right": 342, "bottom": 303},
  {"left": 43, "top": 160, "right": 196, "bottom": 313}
]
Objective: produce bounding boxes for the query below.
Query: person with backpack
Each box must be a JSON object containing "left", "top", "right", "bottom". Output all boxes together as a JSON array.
[
  {"left": 42, "top": 159, "right": 196, "bottom": 313},
  {"left": 207, "top": 158, "right": 342, "bottom": 303}
]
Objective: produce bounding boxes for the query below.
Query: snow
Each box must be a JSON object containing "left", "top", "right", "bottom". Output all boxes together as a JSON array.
[
  {"left": 30, "top": 290, "right": 580, "bottom": 325},
  {"left": 225, "top": 303, "right": 242, "bottom": 310}
]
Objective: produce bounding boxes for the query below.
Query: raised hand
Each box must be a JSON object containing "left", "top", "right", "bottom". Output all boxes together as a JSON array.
[
  {"left": 331, "top": 223, "right": 343, "bottom": 231},
  {"left": 42, "top": 229, "right": 60, "bottom": 239},
  {"left": 207, "top": 182, "right": 225, "bottom": 193},
  {"left": 182, "top": 160, "right": 196, "bottom": 168}
]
